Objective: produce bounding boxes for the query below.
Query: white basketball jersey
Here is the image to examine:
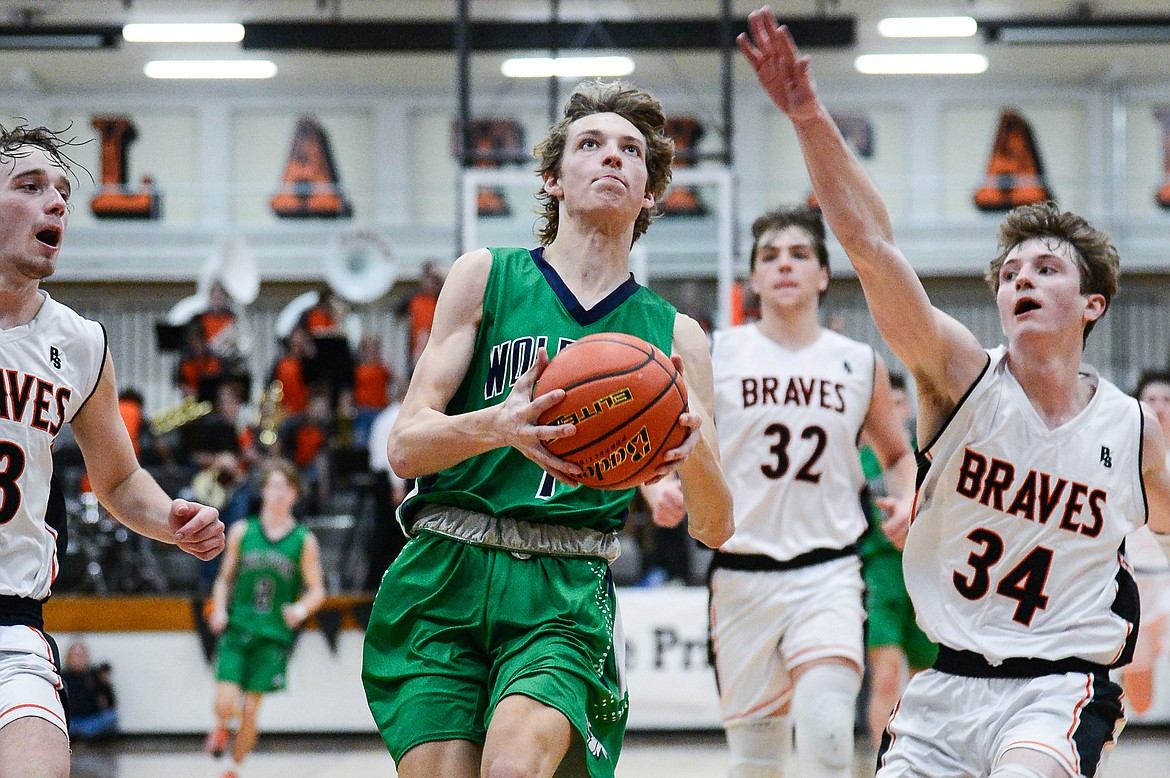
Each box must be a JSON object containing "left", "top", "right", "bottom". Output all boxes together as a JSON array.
[
  {"left": 907, "top": 346, "right": 1145, "bottom": 666},
  {"left": 713, "top": 325, "right": 875, "bottom": 560},
  {"left": 0, "top": 292, "right": 105, "bottom": 599}
]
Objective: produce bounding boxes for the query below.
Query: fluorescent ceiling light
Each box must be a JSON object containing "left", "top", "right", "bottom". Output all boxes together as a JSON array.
[
  {"left": 878, "top": 17, "right": 977, "bottom": 38},
  {"left": 144, "top": 60, "right": 277, "bottom": 79},
  {"left": 124, "top": 23, "right": 245, "bottom": 43},
  {"left": 124, "top": 23, "right": 244, "bottom": 43},
  {"left": 855, "top": 53, "right": 988, "bottom": 75},
  {"left": 501, "top": 55, "right": 635, "bottom": 79}
]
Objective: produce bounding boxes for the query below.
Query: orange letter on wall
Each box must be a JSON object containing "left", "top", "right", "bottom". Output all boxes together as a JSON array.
[
  {"left": 973, "top": 110, "right": 1053, "bottom": 211},
  {"left": 270, "top": 116, "right": 353, "bottom": 219},
  {"left": 89, "top": 116, "right": 160, "bottom": 220},
  {"left": 662, "top": 117, "right": 706, "bottom": 216},
  {"left": 1154, "top": 106, "right": 1170, "bottom": 209},
  {"left": 451, "top": 119, "right": 525, "bottom": 217}
]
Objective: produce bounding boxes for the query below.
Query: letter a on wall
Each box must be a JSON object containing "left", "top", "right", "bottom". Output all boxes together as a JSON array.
[
  {"left": 662, "top": 118, "right": 706, "bottom": 216},
  {"left": 1154, "top": 106, "right": 1170, "bottom": 209},
  {"left": 973, "top": 110, "right": 1053, "bottom": 211},
  {"left": 270, "top": 116, "right": 353, "bottom": 219},
  {"left": 89, "top": 116, "right": 161, "bottom": 219}
]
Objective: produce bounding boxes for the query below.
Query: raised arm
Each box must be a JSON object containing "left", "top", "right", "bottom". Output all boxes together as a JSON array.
[
  {"left": 739, "top": 7, "right": 986, "bottom": 415},
  {"left": 387, "top": 249, "right": 580, "bottom": 483},
  {"left": 71, "top": 350, "right": 224, "bottom": 560},
  {"left": 670, "top": 313, "right": 734, "bottom": 548}
]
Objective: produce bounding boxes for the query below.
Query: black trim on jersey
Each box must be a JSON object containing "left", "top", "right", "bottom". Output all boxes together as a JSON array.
[
  {"left": 530, "top": 247, "right": 642, "bottom": 327},
  {"left": 0, "top": 595, "right": 44, "bottom": 628},
  {"left": 46, "top": 470, "right": 68, "bottom": 567},
  {"left": 1070, "top": 673, "right": 1125, "bottom": 778},
  {"left": 915, "top": 351, "right": 993, "bottom": 490},
  {"left": 710, "top": 544, "right": 858, "bottom": 573},
  {"left": 933, "top": 645, "right": 1109, "bottom": 678},
  {"left": 69, "top": 322, "right": 109, "bottom": 424},
  {"left": 1136, "top": 399, "right": 1149, "bottom": 526},
  {"left": 1110, "top": 562, "right": 1141, "bottom": 668}
]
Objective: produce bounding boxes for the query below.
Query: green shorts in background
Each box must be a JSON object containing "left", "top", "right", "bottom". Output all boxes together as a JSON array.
[
  {"left": 215, "top": 627, "right": 293, "bottom": 693},
  {"left": 362, "top": 531, "right": 627, "bottom": 777},
  {"left": 864, "top": 551, "right": 938, "bottom": 670}
]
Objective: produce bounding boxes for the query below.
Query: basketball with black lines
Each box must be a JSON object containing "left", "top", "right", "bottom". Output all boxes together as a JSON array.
[{"left": 533, "top": 332, "right": 689, "bottom": 490}]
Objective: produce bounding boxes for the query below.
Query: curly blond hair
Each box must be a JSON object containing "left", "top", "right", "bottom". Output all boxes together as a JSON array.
[{"left": 533, "top": 80, "right": 674, "bottom": 246}]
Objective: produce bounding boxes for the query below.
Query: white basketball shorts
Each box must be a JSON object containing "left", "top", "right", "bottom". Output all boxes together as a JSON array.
[
  {"left": 876, "top": 667, "right": 1125, "bottom": 777},
  {"left": 0, "top": 625, "right": 67, "bottom": 735},
  {"left": 709, "top": 555, "right": 865, "bottom": 726}
]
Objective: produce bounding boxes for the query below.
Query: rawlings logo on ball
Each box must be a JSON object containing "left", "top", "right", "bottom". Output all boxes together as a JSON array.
[{"left": 581, "top": 427, "right": 652, "bottom": 484}]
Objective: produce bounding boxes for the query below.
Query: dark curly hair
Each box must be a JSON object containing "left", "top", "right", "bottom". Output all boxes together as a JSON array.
[
  {"left": 533, "top": 80, "right": 674, "bottom": 246},
  {"left": 748, "top": 205, "right": 829, "bottom": 273},
  {"left": 0, "top": 123, "right": 82, "bottom": 178},
  {"left": 985, "top": 201, "right": 1119, "bottom": 343}
]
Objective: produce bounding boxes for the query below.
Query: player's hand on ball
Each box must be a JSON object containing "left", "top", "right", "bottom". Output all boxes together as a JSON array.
[
  {"left": 169, "top": 499, "right": 226, "bottom": 560},
  {"left": 498, "top": 347, "right": 582, "bottom": 485}
]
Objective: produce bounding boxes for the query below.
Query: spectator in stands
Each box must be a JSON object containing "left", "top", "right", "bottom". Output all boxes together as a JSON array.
[
  {"left": 352, "top": 334, "right": 394, "bottom": 447},
  {"left": 269, "top": 325, "right": 316, "bottom": 417},
  {"left": 61, "top": 640, "right": 118, "bottom": 741},
  {"left": 175, "top": 325, "right": 224, "bottom": 402},
  {"left": 192, "top": 281, "right": 251, "bottom": 372},
  {"left": 299, "top": 285, "right": 346, "bottom": 338},
  {"left": 395, "top": 259, "right": 445, "bottom": 371},
  {"left": 298, "top": 287, "right": 356, "bottom": 417},
  {"left": 276, "top": 390, "right": 334, "bottom": 514},
  {"left": 364, "top": 394, "right": 407, "bottom": 591}
]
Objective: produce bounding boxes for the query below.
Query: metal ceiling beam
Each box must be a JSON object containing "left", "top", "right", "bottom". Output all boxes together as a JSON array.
[
  {"left": 981, "top": 15, "right": 1170, "bottom": 44},
  {"left": 0, "top": 25, "right": 121, "bottom": 49},
  {"left": 242, "top": 17, "right": 855, "bottom": 53}
]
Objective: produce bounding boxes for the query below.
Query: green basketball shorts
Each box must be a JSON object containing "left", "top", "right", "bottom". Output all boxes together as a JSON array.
[
  {"left": 215, "top": 626, "right": 293, "bottom": 693},
  {"left": 362, "top": 530, "right": 628, "bottom": 777},
  {"left": 864, "top": 551, "right": 938, "bottom": 670}
]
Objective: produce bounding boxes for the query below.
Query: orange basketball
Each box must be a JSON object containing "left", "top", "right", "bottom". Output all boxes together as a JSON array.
[{"left": 533, "top": 332, "right": 689, "bottom": 490}]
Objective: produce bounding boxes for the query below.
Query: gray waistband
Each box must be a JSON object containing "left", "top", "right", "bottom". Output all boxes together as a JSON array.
[{"left": 413, "top": 505, "right": 621, "bottom": 564}]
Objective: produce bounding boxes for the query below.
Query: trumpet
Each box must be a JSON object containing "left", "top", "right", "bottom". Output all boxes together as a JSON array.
[
  {"left": 150, "top": 396, "right": 214, "bottom": 436},
  {"left": 257, "top": 380, "right": 288, "bottom": 449}
]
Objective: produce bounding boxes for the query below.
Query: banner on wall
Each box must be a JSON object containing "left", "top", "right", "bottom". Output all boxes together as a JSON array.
[
  {"left": 270, "top": 115, "right": 353, "bottom": 219},
  {"left": 1154, "top": 106, "right": 1170, "bottom": 209},
  {"left": 662, "top": 117, "right": 707, "bottom": 216},
  {"left": 807, "top": 113, "right": 874, "bottom": 211},
  {"left": 451, "top": 118, "right": 526, "bottom": 217},
  {"left": 88, "top": 116, "right": 161, "bottom": 220},
  {"left": 618, "top": 587, "right": 721, "bottom": 729},
  {"left": 973, "top": 110, "right": 1053, "bottom": 211}
]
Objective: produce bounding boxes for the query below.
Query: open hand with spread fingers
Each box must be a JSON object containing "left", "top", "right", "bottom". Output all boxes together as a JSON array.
[{"left": 737, "top": 6, "right": 821, "bottom": 122}]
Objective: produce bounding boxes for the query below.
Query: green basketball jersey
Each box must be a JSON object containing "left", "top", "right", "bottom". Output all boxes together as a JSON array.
[
  {"left": 228, "top": 517, "right": 309, "bottom": 643},
  {"left": 400, "top": 246, "right": 678, "bottom": 534}
]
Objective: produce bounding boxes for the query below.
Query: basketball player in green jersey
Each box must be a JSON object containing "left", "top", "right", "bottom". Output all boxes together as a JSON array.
[
  {"left": 362, "top": 80, "right": 733, "bottom": 778},
  {"left": 206, "top": 458, "right": 326, "bottom": 778}
]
